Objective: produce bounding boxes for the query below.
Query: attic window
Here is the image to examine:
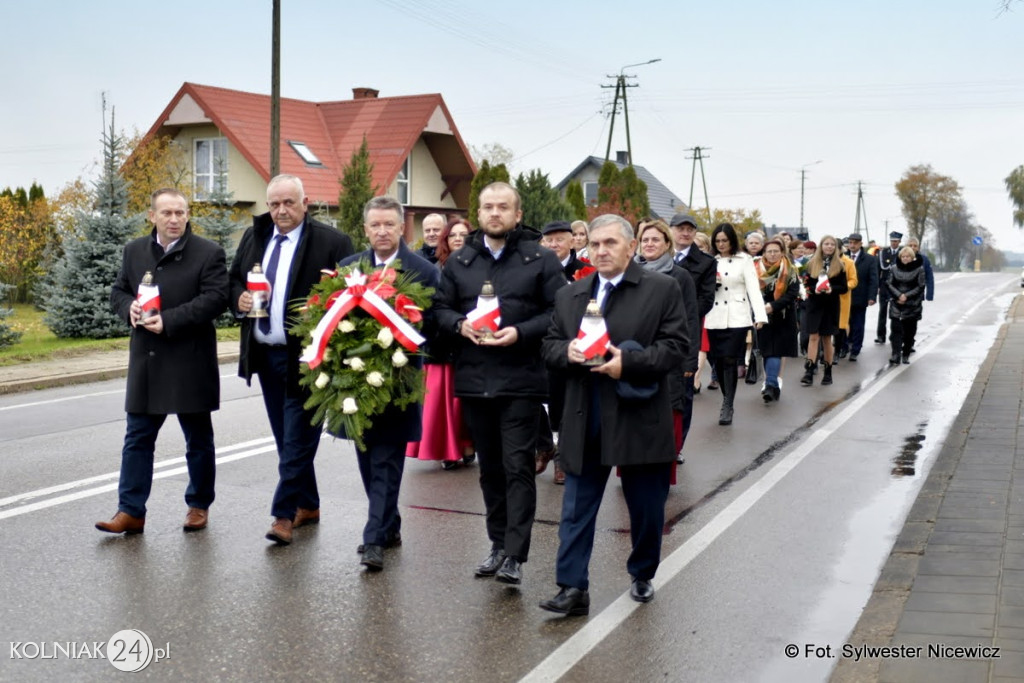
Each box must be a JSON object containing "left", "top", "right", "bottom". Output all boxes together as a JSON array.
[{"left": 289, "top": 141, "right": 323, "bottom": 166}]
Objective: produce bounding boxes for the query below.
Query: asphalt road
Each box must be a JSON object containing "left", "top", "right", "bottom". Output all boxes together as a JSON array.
[{"left": 0, "top": 272, "right": 1016, "bottom": 683}]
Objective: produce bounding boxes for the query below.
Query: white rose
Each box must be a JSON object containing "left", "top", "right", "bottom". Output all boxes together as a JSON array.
[
  {"left": 377, "top": 326, "right": 394, "bottom": 348},
  {"left": 366, "top": 371, "right": 384, "bottom": 387},
  {"left": 345, "top": 357, "right": 366, "bottom": 372},
  {"left": 314, "top": 372, "right": 330, "bottom": 389},
  {"left": 342, "top": 397, "right": 358, "bottom": 414},
  {"left": 392, "top": 350, "right": 408, "bottom": 368},
  {"left": 339, "top": 320, "right": 356, "bottom": 333}
]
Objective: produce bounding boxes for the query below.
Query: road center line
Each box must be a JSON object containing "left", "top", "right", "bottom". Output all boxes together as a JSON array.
[{"left": 519, "top": 283, "right": 1010, "bottom": 682}]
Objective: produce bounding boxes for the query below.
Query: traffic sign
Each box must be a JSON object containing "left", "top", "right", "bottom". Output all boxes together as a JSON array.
[{"left": 972, "top": 236, "right": 983, "bottom": 246}]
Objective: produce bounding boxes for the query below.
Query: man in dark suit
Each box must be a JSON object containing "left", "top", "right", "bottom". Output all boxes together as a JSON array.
[
  {"left": 875, "top": 231, "right": 902, "bottom": 344},
  {"left": 335, "top": 196, "right": 440, "bottom": 571},
  {"left": 668, "top": 213, "right": 714, "bottom": 445},
  {"left": 97, "top": 188, "right": 228, "bottom": 534},
  {"left": 229, "top": 174, "right": 353, "bottom": 545},
  {"left": 539, "top": 214, "right": 689, "bottom": 616},
  {"left": 417, "top": 212, "right": 444, "bottom": 264},
  {"left": 844, "top": 233, "right": 879, "bottom": 361}
]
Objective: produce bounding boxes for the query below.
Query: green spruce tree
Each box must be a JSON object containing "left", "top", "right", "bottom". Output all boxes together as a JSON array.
[
  {"left": 42, "top": 112, "right": 141, "bottom": 338},
  {"left": 0, "top": 282, "right": 21, "bottom": 348},
  {"left": 192, "top": 168, "right": 245, "bottom": 327},
  {"left": 515, "top": 169, "right": 570, "bottom": 229},
  {"left": 565, "top": 180, "right": 588, "bottom": 221},
  {"left": 468, "top": 160, "right": 511, "bottom": 227},
  {"left": 338, "top": 135, "right": 377, "bottom": 251}
]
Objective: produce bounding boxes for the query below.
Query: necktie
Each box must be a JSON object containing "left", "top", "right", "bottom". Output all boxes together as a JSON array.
[
  {"left": 259, "top": 235, "right": 287, "bottom": 334},
  {"left": 600, "top": 281, "right": 615, "bottom": 312},
  {"left": 674, "top": 251, "right": 684, "bottom": 264}
]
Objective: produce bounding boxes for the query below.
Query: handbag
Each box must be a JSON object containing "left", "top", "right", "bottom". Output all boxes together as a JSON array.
[{"left": 745, "top": 332, "right": 763, "bottom": 385}]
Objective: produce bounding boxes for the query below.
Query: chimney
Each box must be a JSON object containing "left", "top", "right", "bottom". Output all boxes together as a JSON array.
[
  {"left": 616, "top": 150, "right": 629, "bottom": 165},
  {"left": 352, "top": 87, "right": 380, "bottom": 100}
]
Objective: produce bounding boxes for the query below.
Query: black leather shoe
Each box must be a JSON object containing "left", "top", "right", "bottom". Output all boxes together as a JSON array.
[
  {"left": 357, "top": 529, "right": 401, "bottom": 554},
  {"left": 360, "top": 544, "right": 384, "bottom": 571},
  {"left": 630, "top": 578, "right": 655, "bottom": 603},
  {"left": 902, "top": 355, "right": 910, "bottom": 364},
  {"left": 495, "top": 556, "right": 522, "bottom": 585},
  {"left": 539, "top": 587, "right": 590, "bottom": 616},
  {"left": 874, "top": 337, "right": 885, "bottom": 345},
  {"left": 848, "top": 353, "right": 858, "bottom": 362},
  {"left": 474, "top": 548, "right": 507, "bottom": 577}
]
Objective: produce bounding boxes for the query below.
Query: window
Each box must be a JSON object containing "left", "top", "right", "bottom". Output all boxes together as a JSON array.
[
  {"left": 194, "top": 138, "right": 228, "bottom": 199},
  {"left": 583, "top": 181, "right": 598, "bottom": 206},
  {"left": 396, "top": 156, "right": 410, "bottom": 205},
  {"left": 288, "top": 141, "right": 323, "bottom": 166}
]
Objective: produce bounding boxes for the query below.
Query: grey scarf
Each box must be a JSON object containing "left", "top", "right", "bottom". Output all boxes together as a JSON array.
[{"left": 635, "top": 251, "right": 675, "bottom": 274}]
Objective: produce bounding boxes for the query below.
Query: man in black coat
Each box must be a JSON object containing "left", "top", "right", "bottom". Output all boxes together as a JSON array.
[
  {"left": 416, "top": 212, "right": 444, "bottom": 264},
  {"left": 334, "top": 197, "right": 440, "bottom": 571},
  {"left": 669, "top": 212, "right": 714, "bottom": 446},
  {"left": 433, "top": 182, "right": 566, "bottom": 586},
  {"left": 228, "top": 174, "right": 353, "bottom": 545},
  {"left": 844, "top": 233, "right": 879, "bottom": 361},
  {"left": 539, "top": 214, "right": 688, "bottom": 616},
  {"left": 875, "top": 231, "right": 902, "bottom": 344},
  {"left": 96, "top": 188, "right": 228, "bottom": 535}
]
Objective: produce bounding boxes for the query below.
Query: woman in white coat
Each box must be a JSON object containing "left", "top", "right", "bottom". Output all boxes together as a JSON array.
[{"left": 704, "top": 223, "right": 768, "bottom": 425}]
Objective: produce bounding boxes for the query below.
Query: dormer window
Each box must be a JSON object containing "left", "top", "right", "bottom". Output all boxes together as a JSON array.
[{"left": 289, "top": 141, "right": 323, "bottom": 166}]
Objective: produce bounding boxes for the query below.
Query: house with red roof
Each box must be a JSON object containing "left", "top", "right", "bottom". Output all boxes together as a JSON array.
[{"left": 138, "top": 82, "right": 476, "bottom": 238}]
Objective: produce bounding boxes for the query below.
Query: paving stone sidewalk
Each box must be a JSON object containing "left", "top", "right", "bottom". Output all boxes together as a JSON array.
[{"left": 833, "top": 295, "right": 1024, "bottom": 683}]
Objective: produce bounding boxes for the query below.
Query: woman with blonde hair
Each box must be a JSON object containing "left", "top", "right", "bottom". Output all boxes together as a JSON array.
[{"left": 800, "top": 235, "right": 848, "bottom": 386}]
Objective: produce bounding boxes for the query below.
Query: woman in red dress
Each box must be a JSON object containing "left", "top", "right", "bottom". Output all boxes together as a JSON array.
[{"left": 406, "top": 218, "right": 476, "bottom": 469}]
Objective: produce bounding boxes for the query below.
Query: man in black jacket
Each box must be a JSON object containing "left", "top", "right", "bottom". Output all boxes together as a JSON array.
[
  {"left": 228, "top": 174, "right": 353, "bottom": 545},
  {"left": 97, "top": 188, "right": 228, "bottom": 535},
  {"left": 539, "top": 214, "right": 688, "bottom": 615},
  {"left": 433, "top": 182, "right": 566, "bottom": 586},
  {"left": 417, "top": 212, "right": 444, "bottom": 264},
  {"left": 844, "top": 233, "right": 879, "bottom": 361},
  {"left": 335, "top": 196, "right": 440, "bottom": 571}
]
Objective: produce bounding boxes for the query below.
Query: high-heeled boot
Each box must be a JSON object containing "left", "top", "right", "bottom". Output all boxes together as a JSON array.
[
  {"left": 821, "top": 362, "right": 833, "bottom": 385},
  {"left": 800, "top": 359, "right": 816, "bottom": 386},
  {"left": 718, "top": 358, "right": 737, "bottom": 425}
]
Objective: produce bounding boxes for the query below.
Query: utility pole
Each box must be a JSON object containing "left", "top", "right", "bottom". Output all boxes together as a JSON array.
[
  {"left": 853, "top": 181, "right": 869, "bottom": 243},
  {"left": 270, "top": 0, "right": 281, "bottom": 178},
  {"left": 685, "top": 146, "right": 711, "bottom": 220},
  {"left": 800, "top": 160, "right": 822, "bottom": 229},
  {"left": 603, "top": 58, "right": 660, "bottom": 165}
]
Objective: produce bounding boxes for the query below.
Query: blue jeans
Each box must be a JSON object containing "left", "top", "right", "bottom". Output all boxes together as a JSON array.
[
  {"left": 118, "top": 412, "right": 216, "bottom": 518},
  {"left": 764, "top": 357, "right": 782, "bottom": 389}
]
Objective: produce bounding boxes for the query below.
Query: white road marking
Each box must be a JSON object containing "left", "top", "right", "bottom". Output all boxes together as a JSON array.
[
  {"left": 519, "top": 283, "right": 1011, "bottom": 682},
  {"left": 0, "top": 373, "right": 238, "bottom": 412}
]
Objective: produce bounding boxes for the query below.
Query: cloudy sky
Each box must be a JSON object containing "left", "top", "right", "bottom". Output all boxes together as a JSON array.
[{"left": 2, "top": 0, "right": 1022, "bottom": 250}]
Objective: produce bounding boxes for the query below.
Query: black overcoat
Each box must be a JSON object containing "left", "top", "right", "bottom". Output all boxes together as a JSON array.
[
  {"left": 228, "top": 212, "right": 353, "bottom": 396},
  {"left": 850, "top": 250, "right": 880, "bottom": 307},
  {"left": 110, "top": 226, "right": 228, "bottom": 415},
  {"left": 541, "top": 261, "right": 688, "bottom": 473},
  {"left": 678, "top": 248, "right": 716, "bottom": 318}
]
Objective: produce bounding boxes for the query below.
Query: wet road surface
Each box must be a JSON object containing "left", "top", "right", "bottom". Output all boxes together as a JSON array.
[{"left": 0, "top": 272, "right": 1016, "bottom": 682}]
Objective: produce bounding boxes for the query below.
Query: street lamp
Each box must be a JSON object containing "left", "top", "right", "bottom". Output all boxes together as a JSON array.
[
  {"left": 800, "top": 160, "right": 822, "bottom": 229},
  {"left": 604, "top": 58, "right": 662, "bottom": 164}
]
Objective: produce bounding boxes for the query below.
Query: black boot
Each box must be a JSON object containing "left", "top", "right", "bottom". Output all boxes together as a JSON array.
[
  {"left": 889, "top": 340, "right": 901, "bottom": 365},
  {"left": 800, "top": 359, "right": 816, "bottom": 386},
  {"left": 821, "top": 362, "right": 833, "bottom": 385},
  {"left": 717, "top": 359, "right": 737, "bottom": 425}
]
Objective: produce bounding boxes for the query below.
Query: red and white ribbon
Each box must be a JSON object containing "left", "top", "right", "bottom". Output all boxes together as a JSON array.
[
  {"left": 815, "top": 273, "right": 831, "bottom": 294},
  {"left": 576, "top": 316, "right": 609, "bottom": 360},
  {"left": 300, "top": 269, "right": 426, "bottom": 370},
  {"left": 467, "top": 296, "right": 501, "bottom": 332}
]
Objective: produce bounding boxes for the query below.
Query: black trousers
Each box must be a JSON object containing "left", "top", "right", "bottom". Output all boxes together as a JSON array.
[
  {"left": 876, "top": 299, "right": 890, "bottom": 341},
  {"left": 890, "top": 318, "right": 918, "bottom": 356},
  {"left": 462, "top": 397, "right": 540, "bottom": 562}
]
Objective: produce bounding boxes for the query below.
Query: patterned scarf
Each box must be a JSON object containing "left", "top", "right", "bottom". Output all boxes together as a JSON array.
[{"left": 755, "top": 257, "right": 793, "bottom": 301}]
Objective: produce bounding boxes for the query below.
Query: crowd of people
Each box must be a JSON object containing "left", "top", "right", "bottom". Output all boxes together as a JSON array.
[{"left": 93, "top": 175, "right": 932, "bottom": 618}]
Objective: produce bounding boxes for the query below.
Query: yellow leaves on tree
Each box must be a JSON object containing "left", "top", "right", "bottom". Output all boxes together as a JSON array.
[
  {"left": 691, "top": 207, "right": 765, "bottom": 235},
  {"left": 0, "top": 195, "right": 55, "bottom": 302},
  {"left": 121, "top": 131, "right": 192, "bottom": 219}
]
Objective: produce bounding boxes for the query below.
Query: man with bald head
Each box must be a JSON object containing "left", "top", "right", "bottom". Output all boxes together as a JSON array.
[
  {"left": 229, "top": 174, "right": 354, "bottom": 545},
  {"left": 418, "top": 213, "right": 445, "bottom": 264}
]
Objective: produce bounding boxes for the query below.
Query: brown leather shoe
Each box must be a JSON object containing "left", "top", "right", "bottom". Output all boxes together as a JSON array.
[
  {"left": 535, "top": 449, "right": 556, "bottom": 475},
  {"left": 553, "top": 460, "right": 566, "bottom": 485},
  {"left": 183, "top": 507, "right": 208, "bottom": 532},
  {"left": 293, "top": 507, "right": 320, "bottom": 529},
  {"left": 95, "top": 511, "right": 145, "bottom": 535},
  {"left": 266, "top": 518, "right": 293, "bottom": 545}
]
